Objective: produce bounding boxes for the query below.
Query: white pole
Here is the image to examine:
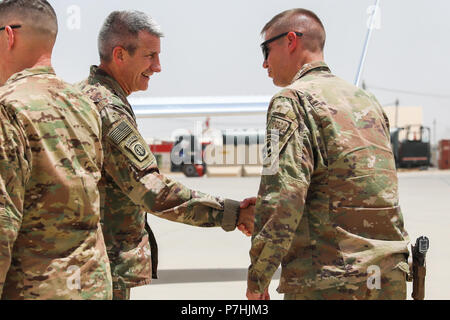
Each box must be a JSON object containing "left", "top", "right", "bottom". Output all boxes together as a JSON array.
[{"left": 355, "top": 0, "right": 381, "bottom": 87}]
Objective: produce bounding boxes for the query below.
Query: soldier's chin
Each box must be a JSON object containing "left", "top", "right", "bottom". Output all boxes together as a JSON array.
[
  {"left": 273, "top": 77, "right": 288, "bottom": 88},
  {"left": 139, "top": 79, "right": 150, "bottom": 91},
  {"left": 272, "top": 78, "right": 283, "bottom": 87}
]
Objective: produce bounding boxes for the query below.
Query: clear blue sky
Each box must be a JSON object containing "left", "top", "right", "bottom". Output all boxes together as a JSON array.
[{"left": 49, "top": 0, "right": 450, "bottom": 142}]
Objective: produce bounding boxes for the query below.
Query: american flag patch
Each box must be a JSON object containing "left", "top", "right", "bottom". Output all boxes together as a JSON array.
[{"left": 109, "top": 121, "right": 133, "bottom": 144}]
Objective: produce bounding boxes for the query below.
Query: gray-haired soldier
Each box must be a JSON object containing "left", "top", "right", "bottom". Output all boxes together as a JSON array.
[{"left": 77, "top": 11, "right": 255, "bottom": 300}]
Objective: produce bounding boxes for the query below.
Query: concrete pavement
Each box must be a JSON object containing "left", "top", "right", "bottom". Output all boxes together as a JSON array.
[{"left": 131, "top": 170, "right": 450, "bottom": 300}]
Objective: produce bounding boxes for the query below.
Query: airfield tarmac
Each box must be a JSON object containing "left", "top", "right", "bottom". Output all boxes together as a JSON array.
[{"left": 131, "top": 169, "right": 450, "bottom": 300}]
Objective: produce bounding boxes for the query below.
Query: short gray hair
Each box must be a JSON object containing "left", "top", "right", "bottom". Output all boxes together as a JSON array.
[{"left": 98, "top": 10, "right": 164, "bottom": 63}]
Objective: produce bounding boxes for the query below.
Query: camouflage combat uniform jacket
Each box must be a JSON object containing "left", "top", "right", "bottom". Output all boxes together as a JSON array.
[
  {"left": 77, "top": 66, "right": 240, "bottom": 291},
  {"left": 0, "top": 67, "right": 112, "bottom": 299},
  {"left": 248, "top": 61, "right": 410, "bottom": 294}
]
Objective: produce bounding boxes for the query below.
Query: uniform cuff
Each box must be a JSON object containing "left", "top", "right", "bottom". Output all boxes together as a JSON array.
[
  {"left": 221, "top": 199, "right": 240, "bottom": 232},
  {"left": 247, "top": 269, "right": 267, "bottom": 294}
]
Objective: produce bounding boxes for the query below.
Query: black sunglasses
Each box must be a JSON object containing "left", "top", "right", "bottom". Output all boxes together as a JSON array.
[
  {"left": 260, "top": 31, "right": 303, "bottom": 61},
  {"left": 0, "top": 24, "right": 22, "bottom": 31}
]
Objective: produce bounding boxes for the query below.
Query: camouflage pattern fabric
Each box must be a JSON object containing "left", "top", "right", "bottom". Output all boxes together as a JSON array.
[
  {"left": 284, "top": 269, "right": 406, "bottom": 300},
  {"left": 0, "top": 66, "right": 112, "bottom": 300},
  {"left": 77, "top": 66, "right": 240, "bottom": 296},
  {"left": 248, "top": 61, "right": 410, "bottom": 299},
  {"left": 112, "top": 287, "right": 130, "bottom": 300}
]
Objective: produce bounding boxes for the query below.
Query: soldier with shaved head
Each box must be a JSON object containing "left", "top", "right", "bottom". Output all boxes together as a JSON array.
[
  {"left": 0, "top": 0, "right": 57, "bottom": 85},
  {"left": 0, "top": 0, "right": 113, "bottom": 299},
  {"left": 246, "top": 8, "right": 410, "bottom": 300}
]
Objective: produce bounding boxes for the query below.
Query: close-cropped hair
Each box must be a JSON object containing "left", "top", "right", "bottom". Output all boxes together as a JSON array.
[
  {"left": 0, "top": 0, "right": 58, "bottom": 36},
  {"left": 98, "top": 10, "right": 164, "bottom": 63},
  {"left": 261, "top": 8, "right": 326, "bottom": 52}
]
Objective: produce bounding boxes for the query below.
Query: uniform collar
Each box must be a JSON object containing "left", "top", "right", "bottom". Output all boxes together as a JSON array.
[
  {"left": 5, "top": 66, "right": 55, "bottom": 85},
  {"left": 88, "top": 65, "right": 129, "bottom": 105},
  {"left": 291, "top": 61, "right": 331, "bottom": 83}
]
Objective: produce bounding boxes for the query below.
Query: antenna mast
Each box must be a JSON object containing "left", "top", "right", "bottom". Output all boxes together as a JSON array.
[{"left": 355, "top": 0, "right": 381, "bottom": 87}]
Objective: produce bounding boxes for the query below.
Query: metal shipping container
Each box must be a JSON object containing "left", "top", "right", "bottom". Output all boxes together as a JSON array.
[{"left": 438, "top": 140, "right": 450, "bottom": 170}]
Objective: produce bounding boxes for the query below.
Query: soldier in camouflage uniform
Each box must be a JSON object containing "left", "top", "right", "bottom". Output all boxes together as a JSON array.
[
  {"left": 77, "top": 11, "right": 254, "bottom": 300},
  {"left": 246, "top": 9, "right": 410, "bottom": 300},
  {"left": 0, "top": 0, "right": 112, "bottom": 299}
]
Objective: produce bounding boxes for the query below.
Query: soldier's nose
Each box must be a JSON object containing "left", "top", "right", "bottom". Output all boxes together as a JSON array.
[{"left": 152, "top": 64, "right": 161, "bottom": 73}]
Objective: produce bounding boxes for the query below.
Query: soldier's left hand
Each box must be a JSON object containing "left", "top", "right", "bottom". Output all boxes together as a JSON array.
[{"left": 246, "top": 287, "right": 270, "bottom": 300}]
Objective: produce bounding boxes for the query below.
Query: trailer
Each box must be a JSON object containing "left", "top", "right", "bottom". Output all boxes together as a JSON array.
[{"left": 390, "top": 125, "right": 431, "bottom": 168}]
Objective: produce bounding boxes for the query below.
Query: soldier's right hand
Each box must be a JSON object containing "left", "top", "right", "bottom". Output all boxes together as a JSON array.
[
  {"left": 237, "top": 206, "right": 254, "bottom": 236},
  {"left": 240, "top": 197, "right": 256, "bottom": 209},
  {"left": 237, "top": 197, "right": 257, "bottom": 236}
]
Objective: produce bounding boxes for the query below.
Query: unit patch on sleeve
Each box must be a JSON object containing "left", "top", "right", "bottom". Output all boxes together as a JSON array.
[
  {"left": 263, "top": 113, "right": 298, "bottom": 168},
  {"left": 107, "top": 118, "right": 156, "bottom": 170},
  {"left": 269, "top": 116, "right": 291, "bottom": 136},
  {"left": 124, "top": 134, "right": 149, "bottom": 162}
]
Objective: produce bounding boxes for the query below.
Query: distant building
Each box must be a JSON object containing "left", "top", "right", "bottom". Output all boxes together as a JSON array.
[
  {"left": 382, "top": 106, "right": 423, "bottom": 129},
  {"left": 383, "top": 106, "right": 428, "bottom": 146}
]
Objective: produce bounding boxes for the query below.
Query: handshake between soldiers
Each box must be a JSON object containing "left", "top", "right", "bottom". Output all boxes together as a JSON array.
[{"left": 0, "top": 1, "right": 420, "bottom": 302}]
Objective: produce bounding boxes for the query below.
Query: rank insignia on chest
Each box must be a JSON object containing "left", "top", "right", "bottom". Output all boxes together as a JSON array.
[{"left": 107, "top": 119, "right": 155, "bottom": 170}]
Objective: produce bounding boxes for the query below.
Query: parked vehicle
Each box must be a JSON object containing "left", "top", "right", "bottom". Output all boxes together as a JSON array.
[
  {"left": 390, "top": 125, "right": 431, "bottom": 168},
  {"left": 170, "top": 130, "right": 265, "bottom": 177}
]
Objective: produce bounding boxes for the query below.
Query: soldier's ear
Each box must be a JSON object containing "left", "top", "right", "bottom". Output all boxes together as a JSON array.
[
  {"left": 5, "top": 26, "right": 15, "bottom": 50},
  {"left": 112, "top": 46, "right": 125, "bottom": 64},
  {"left": 287, "top": 32, "right": 298, "bottom": 53}
]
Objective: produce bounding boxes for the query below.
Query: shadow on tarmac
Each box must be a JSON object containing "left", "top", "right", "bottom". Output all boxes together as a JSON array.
[{"left": 152, "top": 268, "right": 281, "bottom": 285}]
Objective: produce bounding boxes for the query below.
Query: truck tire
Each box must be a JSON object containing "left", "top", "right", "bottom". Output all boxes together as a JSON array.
[{"left": 182, "top": 164, "right": 199, "bottom": 177}]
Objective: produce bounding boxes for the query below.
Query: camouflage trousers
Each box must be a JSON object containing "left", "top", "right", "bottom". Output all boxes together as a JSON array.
[
  {"left": 113, "top": 287, "right": 131, "bottom": 300},
  {"left": 284, "top": 269, "right": 407, "bottom": 300}
]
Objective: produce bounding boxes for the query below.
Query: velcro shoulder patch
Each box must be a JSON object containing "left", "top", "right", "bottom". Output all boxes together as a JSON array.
[
  {"left": 82, "top": 83, "right": 117, "bottom": 113},
  {"left": 263, "top": 110, "right": 299, "bottom": 166},
  {"left": 271, "top": 103, "right": 292, "bottom": 116},
  {"left": 107, "top": 118, "right": 156, "bottom": 170},
  {"left": 269, "top": 116, "right": 291, "bottom": 136},
  {"left": 109, "top": 121, "right": 133, "bottom": 144}
]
